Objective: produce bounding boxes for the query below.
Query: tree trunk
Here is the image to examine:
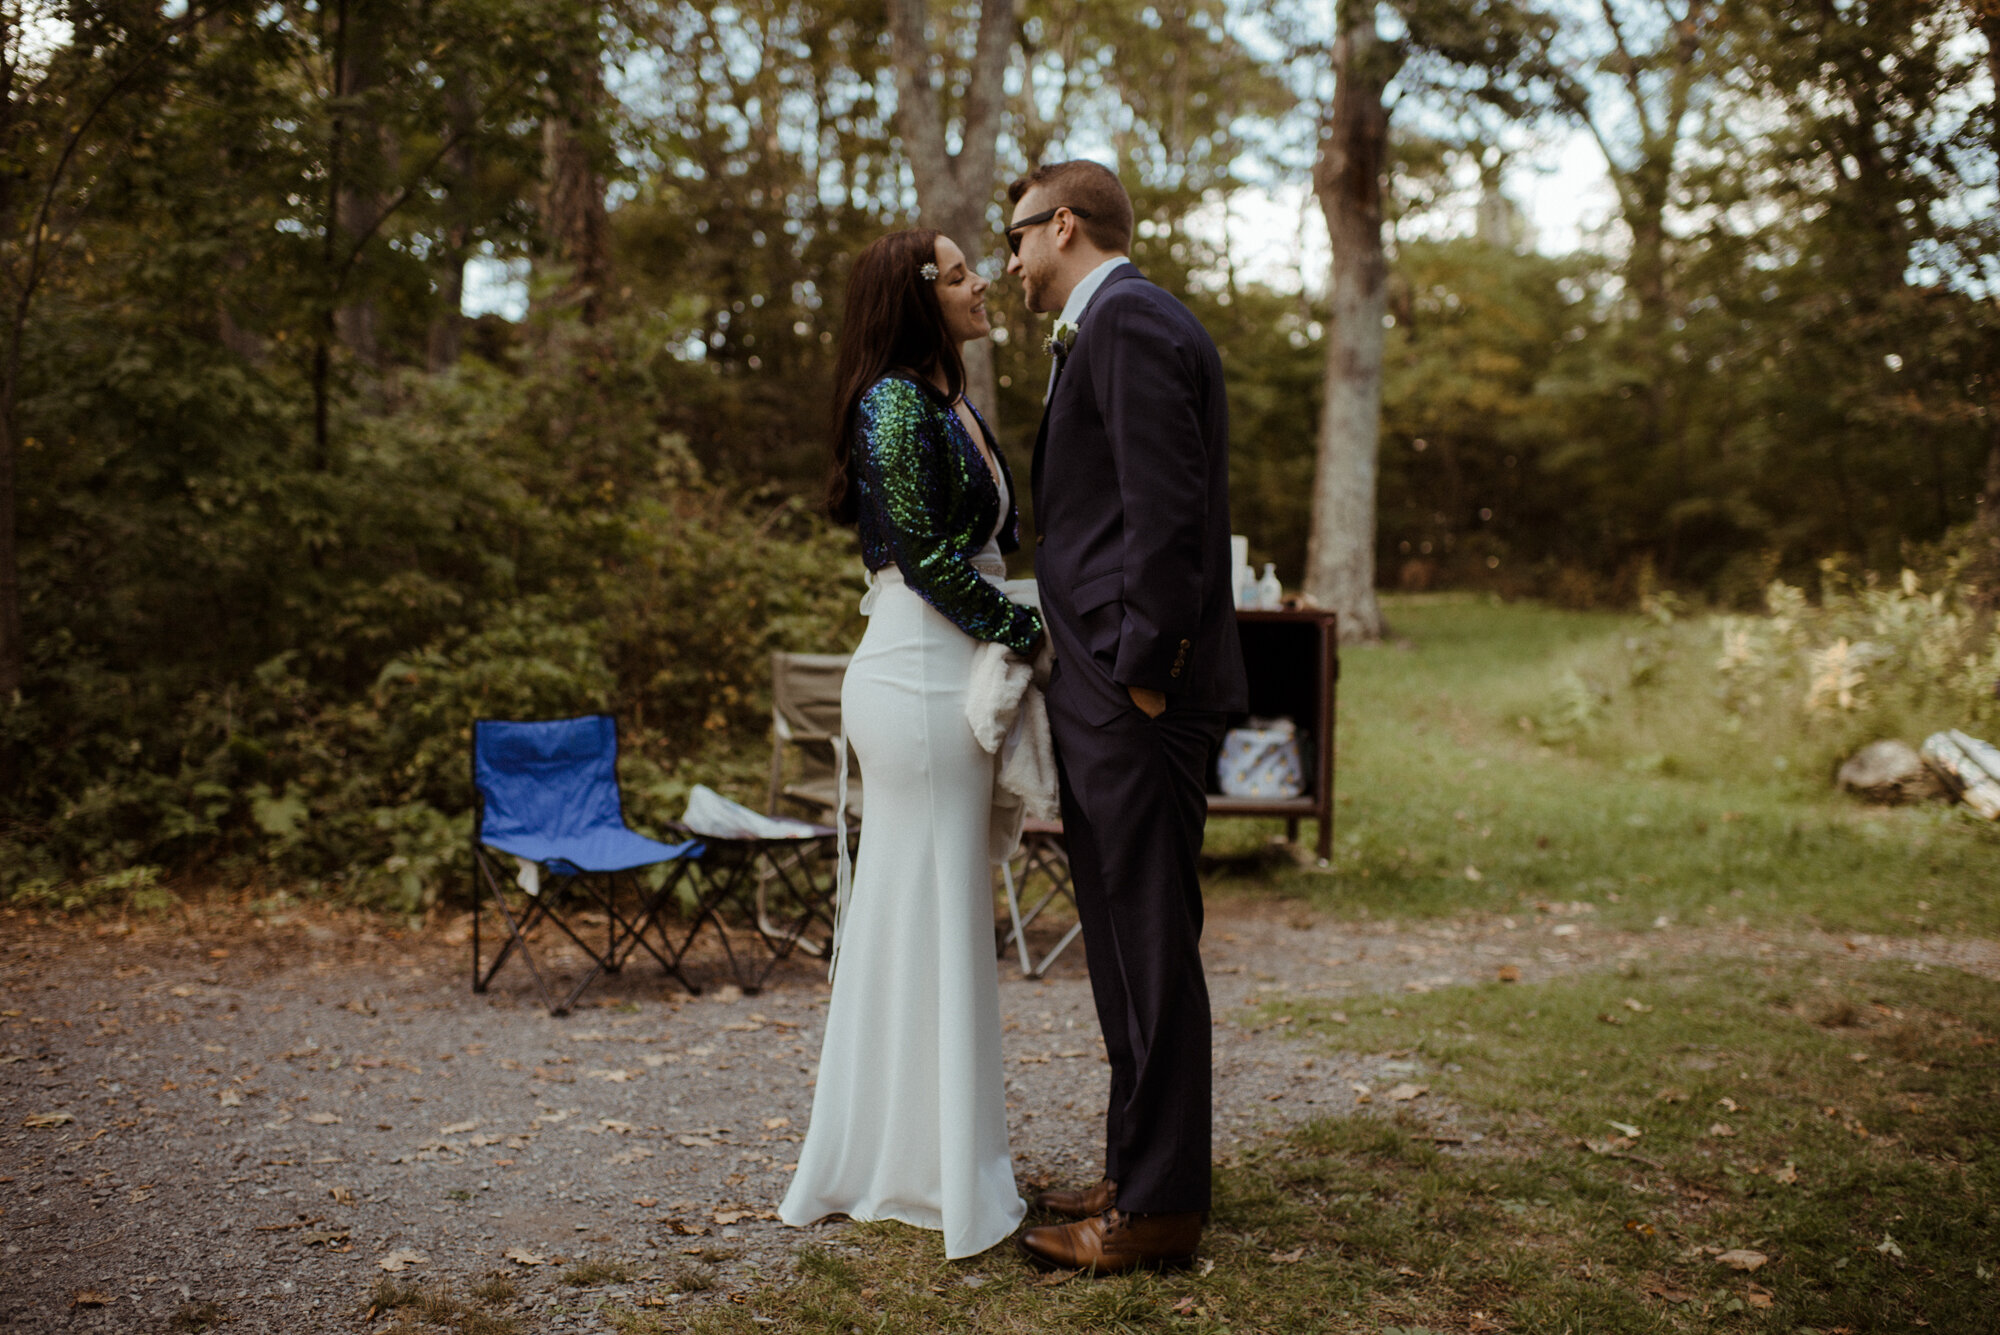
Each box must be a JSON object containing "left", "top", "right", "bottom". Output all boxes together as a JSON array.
[
  {"left": 0, "top": 26, "right": 17, "bottom": 699},
  {"left": 1303, "top": 5, "right": 1400, "bottom": 644},
  {"left": 539, "top": 9, "right": 611, "bottom": 326},
  {"left": 1974, "top": 14, "right": 2000, "bottom": 601},
  {"left": 333, "top": 0, "right": 388, "bottom": 365},
  {"left": 887, "top": 0, "right": 1011, "bottom": 420},
  {"left": 427, "top": 85, "right": 478, "bottom": 371}
]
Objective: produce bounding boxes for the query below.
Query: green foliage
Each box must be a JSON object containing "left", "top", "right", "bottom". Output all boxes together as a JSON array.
[
  {"left": 1203, "top": 596, "right": 2000, "bottom": 937},
  {"left": 3, "top": 316, "right": 861, "bottom": 906}
]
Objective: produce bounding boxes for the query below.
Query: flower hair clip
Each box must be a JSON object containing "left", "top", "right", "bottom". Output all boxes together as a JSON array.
[{"left": 919, "top": 261, "right": 940, "bottom": 281}]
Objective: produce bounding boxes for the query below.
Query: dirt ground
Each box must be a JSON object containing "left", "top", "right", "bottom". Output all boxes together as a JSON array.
[{"left": 4, "top": 892, "right": 1995, "bottom": 1333}]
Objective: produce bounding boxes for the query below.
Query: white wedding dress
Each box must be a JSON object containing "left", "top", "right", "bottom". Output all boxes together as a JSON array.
[{"left": 778, "top": 483, "right": 1025, "bottom": 1260}]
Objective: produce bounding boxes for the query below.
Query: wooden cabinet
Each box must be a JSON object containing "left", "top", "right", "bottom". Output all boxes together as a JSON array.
[{"left": 1207, "top": 608, "right": 1340, "bottom": 860}]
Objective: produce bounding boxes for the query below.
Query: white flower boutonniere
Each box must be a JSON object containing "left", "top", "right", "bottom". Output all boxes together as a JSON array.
[{"left": 1044, "top": 318, "right": 1080, "bottom": 358}]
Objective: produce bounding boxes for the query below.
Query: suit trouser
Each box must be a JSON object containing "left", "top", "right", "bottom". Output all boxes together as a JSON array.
[{"left": 1047, "top": 678, "right": 1226, "bottom": 1216}]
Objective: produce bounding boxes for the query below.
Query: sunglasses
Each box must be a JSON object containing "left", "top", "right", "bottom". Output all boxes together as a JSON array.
[{"left": 1004, "top": 205, "right": 1092, "bottom": 256}]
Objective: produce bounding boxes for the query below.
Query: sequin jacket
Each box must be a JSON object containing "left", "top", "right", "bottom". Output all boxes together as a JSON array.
[{"left": 852, "top": 374, "right": 1042, "bottom": 654}]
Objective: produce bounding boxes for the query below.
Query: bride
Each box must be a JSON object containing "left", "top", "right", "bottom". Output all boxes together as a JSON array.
[{"left": 777, "top": 228, "right": 1041, "bottom": 1258}]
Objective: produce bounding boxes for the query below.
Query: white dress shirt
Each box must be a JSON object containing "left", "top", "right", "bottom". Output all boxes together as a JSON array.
[{"left": 1048, "top": 256, "right": 1131, "bottom": 397}]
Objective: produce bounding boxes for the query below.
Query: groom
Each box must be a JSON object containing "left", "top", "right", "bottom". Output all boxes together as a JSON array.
[{"left": 1005, "top": 161, "right": 1247, "bottom": 1273}]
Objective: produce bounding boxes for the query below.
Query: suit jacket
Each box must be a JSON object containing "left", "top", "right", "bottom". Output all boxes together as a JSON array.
[{"left": 1031, "top": 265, "right": 1248, "bottom": 726}]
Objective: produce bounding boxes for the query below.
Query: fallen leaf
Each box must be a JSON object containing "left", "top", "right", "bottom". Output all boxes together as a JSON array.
[
  {"left": 329, "top": 1186, "right": 355, "bottom": 1204},
  {"left": 586, "top": 1068, "right": 635, "bottom": 1083},
  {"left": 1270, "top": 1247, "right": 1305, "bottom": 1263},
  {"left": 22, "top": 1112, "right": 73, "bottom": 1128},
  {"left": 1386, "top": 1082, "right": 1428, "bottom": 1102},
  {"left": 440, "top": 1120, "right": 479, "bottom": 1135},
  {"left": 1642, "top": 1280, "right": 1695, "bottom": 1304},
  {"left": 762, "top": 1117, "right": 791, "bottom": 1130},
  {"left": 677, "top": 1135, "right": 715, "bottom": 1148},
  {"left": 217, "top": 1089, "right": 243, "bottom": 1108},
  {"left": 1034, "top": 1269, "right": 1077, "bottom": 1286},
  {"left": 1496, "top": 966, "right": 1521, "bottom": 983},
  {"left": 71, "top": 1290, "right": 114, "bottom": 1308},
  {"left": 1655, "top": 1088, "right": 1687, "bottom": 1104},
  {"left": 713, "top": 1210, "right": 748, "bottom": 1225},
  {"left": 300, "top": 1229, "right": 351, "bottom": 1247},
  {"left": 503, "top": 1246, "right": 547, "bottom": 1266},
  {"left": 1875, "top": 1234, "right": 1904, "bottom": 1259},
  {"left": 1708, "top": 1122, "right": 1737, "bottom": 1138},
  {"left": 1468, "top": 1315, "right": 1505, "bottom": 1332},
  {"left": 305, "top": 1112, "right": 341, "bottom": 1125},
  {"left": 1718, "top": 1096, "right": 1741, "bottom": 1113},
  {"left": 1584, "top": 1136, "right": 1636, "bottom": 1155},
  {"left": 1608, "top": 1120, "right": 1642, "bottom": 1138},
  {"left": 1772, "top": 1161, "right": 1799, "bottom": 1185},
  {"left": 1464, "top": 864, "right": 1483, "bottom": 881},
  {"left": 1716, "top": 1249, "right": 1768, "bottom": 1272},
  {"left": 1328, "top": 1010, "right": 1350, "bottom": 1024},
  {"left": 378, "top": 1248, "right": 427, "bottom": 1272},
  {"left": 633, "top": 1196, "right": 659, "bottom": 1208},
  {"left": 1552, "top": 923, "right": 1580, "bottom": 938},
  {"left": 1623, "top": 998, "right": 1653, "bottom": 1013},
  {"left": 1172, "top": 1296, "right": 1198, "bottom": 1315},
  {"left": 1745, "top": 1284, "right": 1774, "bottom": 1309}
]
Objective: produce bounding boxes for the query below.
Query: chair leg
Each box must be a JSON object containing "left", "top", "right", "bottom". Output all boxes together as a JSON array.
[
  {"left": 471, "top": 852, "right": 563, "bottom": 1016},
  {"left": 471, "top": 841, "right": 484, "bottom": 994},
  {"left": 999, "top": 860, "right": 1032, "bottom": 976}
]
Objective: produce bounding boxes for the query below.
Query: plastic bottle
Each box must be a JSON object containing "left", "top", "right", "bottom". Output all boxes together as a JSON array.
[{"left": 1255, "top": 562, "right": 1282, "bottom": 610}]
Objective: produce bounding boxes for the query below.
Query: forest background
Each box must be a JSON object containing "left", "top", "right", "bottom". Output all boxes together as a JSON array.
[{"left": 1, "top": 0, "right": 1995, "bottom": 908}]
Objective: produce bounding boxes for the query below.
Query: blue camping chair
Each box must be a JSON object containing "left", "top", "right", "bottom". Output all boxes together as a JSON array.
[{"left": 471, "top": 715, "right": 704, "bottom": 1014}]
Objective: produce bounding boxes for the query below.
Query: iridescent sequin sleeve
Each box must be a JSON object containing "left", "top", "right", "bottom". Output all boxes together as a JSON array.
[{"left": 854, "top": 379, "right": 1043, "bottom": 654}]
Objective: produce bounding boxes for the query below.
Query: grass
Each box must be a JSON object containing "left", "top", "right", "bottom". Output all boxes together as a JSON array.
[
  {"left": 363, "top": 1276, "right": 522, "bottom": 1334},
  {"left": 1203, "top": 594, "right": 2000, "bottom": 937},
  {"left": 599, "top": 954, "right": 1998, "bottom": 1335},
  {"left": 561, "top": 1257, "right": 641, "bottom": 1287},
  {"left": 579, "top": 596, "right": 2000, "bottom": 1334}
]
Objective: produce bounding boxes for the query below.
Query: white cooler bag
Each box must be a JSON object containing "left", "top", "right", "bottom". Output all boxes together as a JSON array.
[{"left": 1217, "top": 716, "right": 1305, "bottom": 800}]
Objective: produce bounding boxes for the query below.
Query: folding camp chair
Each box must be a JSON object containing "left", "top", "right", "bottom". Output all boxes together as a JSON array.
[
  {"left": 767, "top": 651, "right": 863, "bottom": 825},
  {"left": 660, "top": 793, "right": 842, "bottom": 994},
  {"left": 470, "top": 715, "right": 704, "bottom": 1015},
  {"left": 997, "top": 817, "right": 1082, "bottom": 979},
  {"left": 737, "top": 651, "right": 862, "bottom": 961}
]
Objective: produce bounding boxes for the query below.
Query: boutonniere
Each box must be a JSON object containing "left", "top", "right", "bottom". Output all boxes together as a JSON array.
[{"left": 1044, "top": 318, "right": 1079, "bottom": 358}]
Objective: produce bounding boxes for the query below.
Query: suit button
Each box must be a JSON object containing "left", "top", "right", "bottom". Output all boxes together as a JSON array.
[
  {"left": 1179, "top": 638, "right": 1191, "bottom": 649},
  {"left": 1036, "top": 534, "right": 1045, "bottom": 545},
  {"left": 1171, "top": 667, "right": 1182, "bottom": 678}
]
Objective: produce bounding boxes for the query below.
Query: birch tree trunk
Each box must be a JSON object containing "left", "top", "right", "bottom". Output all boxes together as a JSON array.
[
  {"left": 1304, "top": 3, "right": 1400, "bottom": 644},
  {"left": 887, "top": 0, "right": 1012, "bottom": 420}
]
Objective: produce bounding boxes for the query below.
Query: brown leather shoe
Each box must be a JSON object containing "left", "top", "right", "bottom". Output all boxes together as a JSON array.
[
  {"left": 1018, "top": 1208, "right": 1201, "bottom": 1274},
  {"left": 1033, "top": 1177, "right": 1116, "bottom": 1219}
]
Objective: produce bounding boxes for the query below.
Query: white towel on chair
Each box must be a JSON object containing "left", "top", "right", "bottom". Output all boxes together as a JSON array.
[{"left": 967, "top": 579, "right": 1059, "bottom": 862}]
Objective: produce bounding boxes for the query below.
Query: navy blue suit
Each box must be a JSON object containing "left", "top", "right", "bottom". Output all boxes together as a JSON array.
[{"left": 1032, "top": 265, "right": 1246, "bottom": 1215}]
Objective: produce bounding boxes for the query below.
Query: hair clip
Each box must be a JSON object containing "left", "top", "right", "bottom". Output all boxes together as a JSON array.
[{"left": 920, "top": 261, "right": 940, "bottom": 281}]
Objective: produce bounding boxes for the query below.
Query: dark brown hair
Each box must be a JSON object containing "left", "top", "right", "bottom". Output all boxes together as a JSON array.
[
  {"left": 824, "top": 228, "right": 961, "bottom": 524},
  {"left": 1006, "top": 160, "right": 1134, "bottom": 254}
]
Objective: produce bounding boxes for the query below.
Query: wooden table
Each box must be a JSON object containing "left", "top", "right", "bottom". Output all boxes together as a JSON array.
[{"left": 1207, "top": 608, "right": 1340, "bottom": 861}]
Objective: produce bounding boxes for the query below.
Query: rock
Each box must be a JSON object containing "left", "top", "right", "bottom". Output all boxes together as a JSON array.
[{"left": 1836, "top": 739, "right": 1942, "bottom": 804}]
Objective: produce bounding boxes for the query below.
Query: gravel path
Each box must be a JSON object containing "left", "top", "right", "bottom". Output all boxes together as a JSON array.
[{"left": 3, "top": 897, "right": 1991, "bottom": 1332}]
